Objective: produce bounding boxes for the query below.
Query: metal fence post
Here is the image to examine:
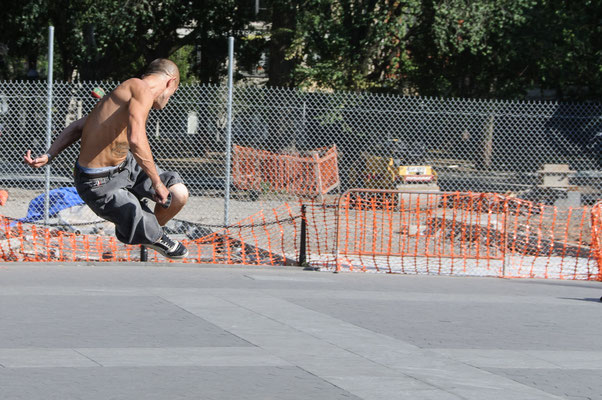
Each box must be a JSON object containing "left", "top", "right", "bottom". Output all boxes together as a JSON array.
[
  {"left": 298, "top": 204, "right": 307, "bottom": 265},
  {"left": 140, "top": 245, "right": 148, "bottom": 262},
  {"left": 223, "top": 36, "right": 234, "bottom": 227},
  {"left": 44, "top": 26, "right": 54, "bottom": 225}
]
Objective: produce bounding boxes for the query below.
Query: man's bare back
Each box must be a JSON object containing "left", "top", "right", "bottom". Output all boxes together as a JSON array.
[
  {"left": 25, "top": 62, "right": 179, "bottom": 205},
  {"left": 78, "top": 69, "right": 178, "bottom": 203},
  {"left": 79, "top": 78, "right": 151, "bottom": 169}
]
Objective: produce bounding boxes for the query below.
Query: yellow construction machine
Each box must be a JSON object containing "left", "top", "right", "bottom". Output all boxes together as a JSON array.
[{"left": 363, "top": 139, "right": 439, "bottom": 192}]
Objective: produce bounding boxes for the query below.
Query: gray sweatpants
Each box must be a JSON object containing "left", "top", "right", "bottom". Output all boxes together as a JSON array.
[{"left": 74, "top": 153, "right": 183, "bottom": 245}]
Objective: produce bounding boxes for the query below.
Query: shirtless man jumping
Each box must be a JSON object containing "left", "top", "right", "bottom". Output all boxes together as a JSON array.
[{"left": 24, "top": 59, "right": 188, "bottom": 259}]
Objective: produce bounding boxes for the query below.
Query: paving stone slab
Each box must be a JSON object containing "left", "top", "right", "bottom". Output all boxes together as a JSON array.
[{"left": 0, "top": 264, "right": 600, "bottom": 400}]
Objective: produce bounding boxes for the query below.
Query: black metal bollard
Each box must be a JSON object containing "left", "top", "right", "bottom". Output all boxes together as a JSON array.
[
  {"left": 299, "top": 204, "right": 307, "bottom": 266},
  {"left": 140, "top": 245, "right": 148, "bottom": 262}
]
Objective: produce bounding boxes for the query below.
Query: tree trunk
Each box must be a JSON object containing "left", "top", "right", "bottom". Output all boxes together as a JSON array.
[{"left": 267, "top": 0, "right": 296, "bottom": 87}]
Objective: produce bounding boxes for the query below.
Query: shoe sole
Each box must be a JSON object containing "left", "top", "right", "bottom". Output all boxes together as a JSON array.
[{"left": 145, "top": 244, "right": 189, "bottom": 260}]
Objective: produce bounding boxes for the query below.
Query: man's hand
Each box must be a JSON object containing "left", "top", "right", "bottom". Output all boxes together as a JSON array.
[
  {"left": 23, "top": 116, "right": 86, "bottom": 170},
  {"left": 24, "top": 150, "right": 50, "bottom": 168},
  {"left": 153, "top": 182, "right": 170, "bottom": 207}
]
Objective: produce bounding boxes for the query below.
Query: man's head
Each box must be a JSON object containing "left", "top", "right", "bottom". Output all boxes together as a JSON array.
[{"left": 144, "top": 58, "right": 180, "bottom": 109}]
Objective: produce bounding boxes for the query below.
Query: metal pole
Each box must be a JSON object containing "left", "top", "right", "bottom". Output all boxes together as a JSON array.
[
  {"left": 301, "top": 101, "right": 306, "bottom": 147},
  {"left": 140, "top": 245, "right": 148, "bottom": 262},
  {"left": 44, "top": 26, "right": 54, "bottom": 225},
  {"left": 502, "top": 198, "right": 509, "bottom": 278},
  {"left": 298, "top": 204, "right": 307, "bottom": 266},
  {"left": 224, "top": 36, "right": 234, "bottom": 227}
]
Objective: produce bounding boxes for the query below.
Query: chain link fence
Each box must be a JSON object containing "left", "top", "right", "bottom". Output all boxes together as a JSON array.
[{"left": 0, "top": 81, "right": 601, "bottom": 234}]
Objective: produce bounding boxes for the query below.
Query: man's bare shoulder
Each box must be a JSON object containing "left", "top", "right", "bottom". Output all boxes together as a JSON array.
[
  {"left": 109, "top": 79, "right": 152, "bottom": 111},
  {"left": 121, "top": 78, "right": 152, "bottom": 99}
]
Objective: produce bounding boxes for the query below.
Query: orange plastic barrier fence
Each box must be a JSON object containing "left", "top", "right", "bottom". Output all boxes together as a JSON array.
[
  {"left": 0, "top": 190, "right": 8, "bottom": 206},
  {"left": 0, "top": 202, "right": 303, "bottom": 266},
  {"left": 320, "top": 190, "right": 599, "bottom": 279},
  {"left": 1, "top": 190, "right": 600, "bottom": 280},
  {"left": 232, "top": 145, "right": 340, "bottom": 198},
  {"left": 591, "top": 200, "right": 602, "bottom": 281}
]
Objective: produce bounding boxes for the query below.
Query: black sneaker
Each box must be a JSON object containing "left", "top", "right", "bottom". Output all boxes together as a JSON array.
[{"left": 146, "top": 233, "right": 188, "bottom": 259}]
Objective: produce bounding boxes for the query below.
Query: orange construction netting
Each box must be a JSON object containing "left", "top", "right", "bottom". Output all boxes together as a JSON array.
[
  {"left": 232, "top": 144, "right": 340, "bottom": 198},
  {"left": 590, "top": 200, "right": 602, "bottom": 281},
  {"left": 0, "top": 202, "right": 303, "bottom": 266},
  {"left": 1, "top": 190, "right": 600, "bottom": 280},
  {"left": 317, "top": 190, "right": 598, "bottom": 279}
]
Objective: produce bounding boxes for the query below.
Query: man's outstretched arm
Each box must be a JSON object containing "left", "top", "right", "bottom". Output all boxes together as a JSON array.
[
  {"left": 24, "top": 116, "right": 87, "bottom": 168},
  {"left": 126, "top": 82, "right": 169, "bottom": 205}
]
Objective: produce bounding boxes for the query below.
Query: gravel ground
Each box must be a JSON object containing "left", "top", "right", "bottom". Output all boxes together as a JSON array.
[{"left": 0, "top": 187, "right": 288, "bottom": 228}]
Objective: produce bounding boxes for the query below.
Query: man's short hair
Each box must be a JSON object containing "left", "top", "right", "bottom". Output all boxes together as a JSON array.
[{"left": 144, "top": 59, "right": 179, "bottom": 80}]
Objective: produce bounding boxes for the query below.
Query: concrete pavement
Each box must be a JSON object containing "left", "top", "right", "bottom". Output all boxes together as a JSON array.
[{"left": 0, "top": 263, "right": 601, "bottom": 399}]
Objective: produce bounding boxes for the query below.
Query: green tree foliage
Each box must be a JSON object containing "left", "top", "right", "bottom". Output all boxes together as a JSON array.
[
  {"left": 291, "top": 0, "right": 424, "bottom": 91},
  {"left": 53, "top": 0, "right": 254, "bottom": 82},
  {"left": 412, "top": 0, "right": 538, "bottom": 98},
  {"left": 187, "top": 0, "right": 255, "bottom": 83},
  {"left": 0, "top": 0, "right": 254, "bottom": 82},
  {"left": 1, "top": 0, "right": 600, "bottom": 100},
  {"left": 524, "top": 0, "right": 602, "bottom": 100},
  {"left": 0, "top": 1, "right": 48, "bottom": 79},
  {"left": 290, "top": 0, "right": 602, "bottom": 100},
  {"left": 290, "top": 0, "right": 539, "bottom": 96},
  {"left": 413, "top": 0, "right": 602, "bottom": 99}
]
